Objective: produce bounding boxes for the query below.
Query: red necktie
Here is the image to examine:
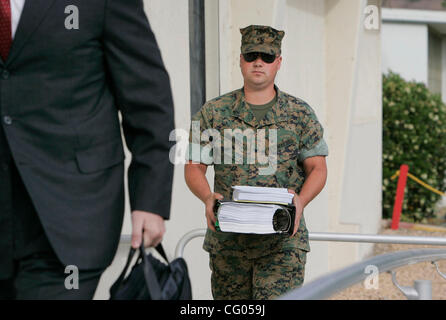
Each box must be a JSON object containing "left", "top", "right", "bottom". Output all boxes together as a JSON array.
[{"left": 0, "top": 0, "right": 12, "bottom": 61}]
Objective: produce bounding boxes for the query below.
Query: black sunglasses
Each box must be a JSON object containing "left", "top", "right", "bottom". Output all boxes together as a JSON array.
[{"left": 243, "top": 52, "right": 277, "bottom": 64}]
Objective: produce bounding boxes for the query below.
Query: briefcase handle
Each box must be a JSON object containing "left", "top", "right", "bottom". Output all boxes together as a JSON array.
[
  {"left": 154, "top": 242, "right": 169, "bottom": 264},
  {"left": 140, "top": 242, "right": 163, "bottom": 300},
  {"left": 112, "top": 235, "right": 169, "bottom": 300}
]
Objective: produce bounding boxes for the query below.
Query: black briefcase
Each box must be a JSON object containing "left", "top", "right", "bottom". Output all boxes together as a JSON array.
[{"left": 109, "top": 242, "right": 192, "bottom": 300}]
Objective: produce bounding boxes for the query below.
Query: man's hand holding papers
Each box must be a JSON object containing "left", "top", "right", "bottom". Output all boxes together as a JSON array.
[
  {"left": 205, "top": 192, "right": 224, "bottom": 232},
  {"left": 288, "top": 189, "right": 303, "bottom": 236}
]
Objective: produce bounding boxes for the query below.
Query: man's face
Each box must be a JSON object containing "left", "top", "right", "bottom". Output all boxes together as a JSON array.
[{"left": 240, "top": 52, "right": 282, "bottom": 90}]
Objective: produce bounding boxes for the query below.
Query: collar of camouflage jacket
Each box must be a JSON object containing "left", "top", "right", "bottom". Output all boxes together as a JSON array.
[{"left": 232, "top": 85, "right": 290, "bottom": 128}]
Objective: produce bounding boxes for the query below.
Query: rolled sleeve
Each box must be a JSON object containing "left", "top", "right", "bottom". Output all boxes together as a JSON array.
[
  {"left": 297, "top": 103, "right": 328, "bottom": 162},
  {"left": 298, "top": 139, "right": 329, "bottom": 162}
]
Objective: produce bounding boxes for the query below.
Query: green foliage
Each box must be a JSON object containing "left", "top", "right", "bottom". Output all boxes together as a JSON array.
[{"left": 382, "top": 72, "right": 446, "bottom": 222}]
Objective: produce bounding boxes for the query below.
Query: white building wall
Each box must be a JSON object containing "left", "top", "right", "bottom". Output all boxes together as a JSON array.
[
  {"left": 323, "top": 0, "right": 383, "bottom": 272},
  {"left": 340, "top": 1, "right": 382, "bottom": 260},
  {"left": 381, "top": 22, "right": 428, "bottom": 83}
]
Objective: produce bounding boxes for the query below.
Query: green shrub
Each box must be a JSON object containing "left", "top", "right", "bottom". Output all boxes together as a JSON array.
[{"left": 382, "top": 72, "right": 446, "bottom": 222}]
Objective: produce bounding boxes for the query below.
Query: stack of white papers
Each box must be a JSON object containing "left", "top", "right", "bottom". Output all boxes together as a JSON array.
[
  {"left": 217, "top": 202, "right": 286, "bottom": 234},
  {"left": 232, "top": 186, "right": 294, "bottom": 204}
]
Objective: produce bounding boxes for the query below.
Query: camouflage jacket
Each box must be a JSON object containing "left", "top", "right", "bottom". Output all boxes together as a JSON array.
[{"left": 187, "top": 86, "right": 328, "bottom": 259}]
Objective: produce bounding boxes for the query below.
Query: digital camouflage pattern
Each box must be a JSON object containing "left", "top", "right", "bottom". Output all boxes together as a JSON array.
[
  {"left": 209, "top": 248, "right": 306, "bottom": 300},
  {"left": 240, "top": 25, "right": 285, "bottom": 55},
  {"left": 187, "top": 85, "right": 328, "bottom": 299},
  {"left": 188, "top": 85, "right": 328, "bottom": 255}
]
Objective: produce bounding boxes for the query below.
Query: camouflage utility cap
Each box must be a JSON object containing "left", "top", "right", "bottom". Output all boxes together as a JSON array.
[{"left": 240, "top": 25, "right": 285, "bottom": 55}]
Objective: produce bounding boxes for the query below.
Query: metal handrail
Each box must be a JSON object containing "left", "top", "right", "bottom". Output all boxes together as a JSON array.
[
  {"left": 309, "top": 232, "right": 446, "bottom": 246},
  {"left": 174, "top": 228, "right": 208, "bottom": 258},
  {"left": 278, "top": 248, "right": 446, "bottom": 300},
  {"left": 165, "top": 228, "right": 446, "bottom": 300},
  {"left": 172, "top": 228, "right": 446, "bottom": 258}
]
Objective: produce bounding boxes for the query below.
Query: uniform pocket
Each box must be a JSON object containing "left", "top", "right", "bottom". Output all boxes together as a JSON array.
[{"left": 296, "top": 248, "right": 307, "bottom": 265}]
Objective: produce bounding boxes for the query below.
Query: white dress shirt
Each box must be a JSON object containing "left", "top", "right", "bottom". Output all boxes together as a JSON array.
[{"left": 11, "top": 0, "right": 25, "bottom": 39}]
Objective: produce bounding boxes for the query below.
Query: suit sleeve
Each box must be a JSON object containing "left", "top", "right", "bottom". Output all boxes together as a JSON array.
[{"left": 103, "top": 0, "right": 175, "bottom": 219}]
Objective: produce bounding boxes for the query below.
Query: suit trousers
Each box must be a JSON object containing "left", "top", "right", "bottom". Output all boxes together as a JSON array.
[{"left": 0, "top": 154, "right": 105, "bottom": 299}]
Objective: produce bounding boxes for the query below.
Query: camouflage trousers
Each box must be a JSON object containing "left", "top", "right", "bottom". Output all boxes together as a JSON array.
[{"left": 209, "top": 249, "right": 307, "bottom": 300}]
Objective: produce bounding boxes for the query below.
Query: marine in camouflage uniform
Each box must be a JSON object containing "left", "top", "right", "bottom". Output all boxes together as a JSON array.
[{"left": 186, "top": 25, "right": 328, "bottom": 300}]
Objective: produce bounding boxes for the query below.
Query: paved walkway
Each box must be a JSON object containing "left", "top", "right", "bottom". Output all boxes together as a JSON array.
[{"left": 329, "top": 228, "right": 446, "bottom": 300}]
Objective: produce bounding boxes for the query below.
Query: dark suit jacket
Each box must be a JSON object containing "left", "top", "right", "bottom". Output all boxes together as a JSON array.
[{"left": 0, "top": 0, "right": 175, "bottom": 269}]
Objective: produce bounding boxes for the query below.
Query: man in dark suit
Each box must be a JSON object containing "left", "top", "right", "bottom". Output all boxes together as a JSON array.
[{"left": 0, "top": 0, "right": 175, "bottom": 299}]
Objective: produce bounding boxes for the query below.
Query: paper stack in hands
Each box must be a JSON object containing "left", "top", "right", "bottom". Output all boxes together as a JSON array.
[
  {"left": 232, "top": 186, "right": 294, "bottom": 205},
  {"left": 214, "top": 186, "right": 295, "bottom": 235}
]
